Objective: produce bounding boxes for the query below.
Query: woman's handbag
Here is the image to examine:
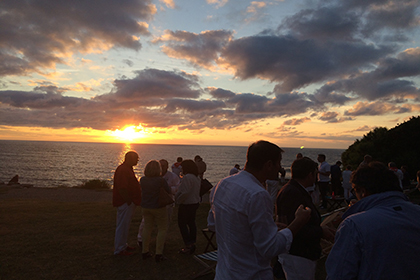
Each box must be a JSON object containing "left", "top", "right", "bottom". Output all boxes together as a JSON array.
[
  {"left": 158, "top": 187, "right": 174, "bottom": 208},
  {"left": 200, "top": 178, "right": 213, "bottom": 196}
]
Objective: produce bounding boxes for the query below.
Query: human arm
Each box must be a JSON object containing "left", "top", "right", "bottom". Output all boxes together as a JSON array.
[
  {"left": 115, "top": 167, "right": 133, "bottom": 205},
  {"left": 249, "top": 192, "right": 311, "bottom": 258},
  {"left": 162, "top": 178, "right": 171, "bottom": 194},
  {"left": 277, "top": 188, "right": 321, "bottom": 242},
  {"left": 320, "top": 163, "right": 331, "bottom": 176},
  {"left": 286, "top": 205, "right": 312, "bottom": 238}
]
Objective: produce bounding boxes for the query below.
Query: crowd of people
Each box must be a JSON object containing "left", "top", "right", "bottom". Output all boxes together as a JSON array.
[
  {"left": 112, "top": 142, "right": 420, "bottom": 279},
  {"left": 112, "top": 152, "right": 207, "bottom": 262},
  {"left": 209, "top": 142, "right": 420, "bottom": 279}
]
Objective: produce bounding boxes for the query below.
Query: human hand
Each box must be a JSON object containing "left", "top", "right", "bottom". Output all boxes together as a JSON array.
[
  {"left": 287, "top": 205, "right": 311, "bottom": 237},
  {"left": 294, "top": 204, "right": 311, "bottom": 224},
  {"left": 349, "top": 199, "right": 357, "bottom": 207}
]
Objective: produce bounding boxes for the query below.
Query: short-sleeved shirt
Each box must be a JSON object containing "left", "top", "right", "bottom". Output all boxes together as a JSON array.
[
  {"left": 113, "top": 162, "right": 141, "bottom": 207},
  {"left": 318, "top": 161, "right": 331, "bottom": 182}
]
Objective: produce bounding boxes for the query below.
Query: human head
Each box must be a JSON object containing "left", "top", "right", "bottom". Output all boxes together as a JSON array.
[
  {"left": 351, "top": 161, "right": 401, "bottom": 200},
  {"left": 177, "top": 157, "right": 183, "bottom": 163},
  {"left": 244, "top": 140, "right": 284, "bottom": 172},
  {"left": 159, "top": 159, "right": 169, "bottom": 175},
  {"left": 144, "top": 160, "right": 161, "bottom": 177},
  {"left": 346, "top": 165, "right": 352, "bottom": 171},
  {"left": 181, "top": 159, "right": 199, "bottom": 176},
  {"left": 336, "top": 161, "right": 342, "bottom": 166},
  {"left": 124, "top": 151, "right": 139, "bottom": 166},
  {"left": 388, "top": 162, "right": 397, "bottom": 169},
  {"left": 194, "top": 155, "right": 202, "bottom": 162},
  {"left": 364, "top": 154, "right": 372, "bottom": 163},
  {"left": 234, "top": 164, "right": 240, "bottom": 169},
  {"left": 317, "top": 154, "right": 326, "bottom": 163},
  {"left": 296, "top": 153, "right": 303, "bottom": 159},
  {"left": 291, "top": 157, "right": 318, "bottom": 182}
]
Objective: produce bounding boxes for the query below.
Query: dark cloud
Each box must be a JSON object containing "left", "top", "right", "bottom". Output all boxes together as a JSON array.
[
  {"left": 280, "top": 6, "right": 360, "bottom": 40},
  {"left": 155, "top": 30, "right": 233, "bottom": 68},
  {"left": 282, "top": 1, "right": 420, "bottom": 40},
  {"left": 344, "top": 101, "right": 399, "bottom": 116},
  {"left": 318, "top": 111, "right": 354, "bottom": 123},
  {"left": 101, "top": 68, "right": 203, "bottom": 100},
  {"left": 206, "top": 87, "right": 236, "bottom": 99},
  {"left": 123, "top": 59, "right": 134, "bottom": 67},
  {"left": 165, "top": 99, "right": 226, "bottom": 112},
  {"left": 283, "top": 117, "right": 311, "bottom": 126},
  {"left": 0, "top": 67, "right": 323, "bottom": 131},
  {"left": 314, "top": 48, "right": 420, "bottom": 101},
  {"left": 220, "top": 35, "right": 393, "bottom": 91},
  {"left": 0, "top": 0, "right": 156, "bottom": 76}
]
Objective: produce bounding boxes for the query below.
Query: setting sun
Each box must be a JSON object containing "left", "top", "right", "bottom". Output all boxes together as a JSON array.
[{"left": 107, "top": 125, "right": 147, "bottom": 142}]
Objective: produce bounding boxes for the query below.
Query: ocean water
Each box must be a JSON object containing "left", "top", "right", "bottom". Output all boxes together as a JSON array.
[{"left": 0, "top": 140, "right": 344, "bottom": 188}]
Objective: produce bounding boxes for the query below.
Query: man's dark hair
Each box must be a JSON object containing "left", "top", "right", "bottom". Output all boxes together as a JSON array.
[
  {"left": 181, "top": 159, "right": 199, "bottom": 176},
  {"left": 291, "top": 157, "right": 318, "bottom": 179},
  {"left": 245, "top": 140, "right": 284, "bottom": 171},
  {"left": 125, "top": 151, "right": 138, "bottom": 161},
  {"left": 318, "top": 154, "right": 326, "bottom": 161},
  {"left": 351, "top": 161, "right": 402, "bottom": 194}
]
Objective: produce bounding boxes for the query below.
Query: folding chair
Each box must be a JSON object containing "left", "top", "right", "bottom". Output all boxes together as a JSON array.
[
  {"left": 191, "top": 250, "right": 217, "bottom": 279},
  {"left": 201, "top": 228, "right": 217, "bottom": 253}
]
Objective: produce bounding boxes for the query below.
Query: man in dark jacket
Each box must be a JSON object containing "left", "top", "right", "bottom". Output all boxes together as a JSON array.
[{"left": 276, "top": 157, "right": 335, "bottom": 280}]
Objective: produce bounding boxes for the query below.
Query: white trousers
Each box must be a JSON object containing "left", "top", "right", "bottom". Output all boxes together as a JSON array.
[
  {"left": 278, "top": 253, "right": 317, "bottom": 280},
  {"left": 114, "top": 203, "right": 136, "bottom": 254}
]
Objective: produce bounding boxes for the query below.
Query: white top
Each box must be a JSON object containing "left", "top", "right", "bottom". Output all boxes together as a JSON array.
[
  {"left": 175, "top": 173, "right": 201, "bottom": 204},
  {"left": 318, "top": 161, "right": 331, "bottom": 182},
  {"left": 342, "top": 170, "right": 352, "bottom": 189},
  {"left": 208, "top": 170, "right": 293, "bottom": 280},
  {"left": 162, "top": 170, "right": 180, "bottom": 196}
]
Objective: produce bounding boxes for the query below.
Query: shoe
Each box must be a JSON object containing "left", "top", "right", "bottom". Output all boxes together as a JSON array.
[
  {"left": 137, "top": 241, "right": 142, "bottom": 248},
  {"left": 155, "top": 254, "right": 167, "bottom": 263},
  {"left": 116, "top": 250, "right": 134, "bottom": 256},
  {"left": 126, "top": 245, "right": 136, "bottom": 252},
  {"left": 178, "top": 248, "right": 190, "bottom": 254},
  {"left": 142, "top": 252, "right": 153, "bottom": 260}
]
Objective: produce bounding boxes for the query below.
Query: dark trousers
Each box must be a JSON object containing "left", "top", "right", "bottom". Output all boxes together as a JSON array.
[
  {"left": 178, "top": 203, "right": 199, "bottom": 246},
  {"left": 318, "top": 181, "right": 330, "bottom": 208}
]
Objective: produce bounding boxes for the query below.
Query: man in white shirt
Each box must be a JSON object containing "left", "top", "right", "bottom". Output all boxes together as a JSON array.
[{"left": 208, "top": 140, "right": 311, "bottom": 279}]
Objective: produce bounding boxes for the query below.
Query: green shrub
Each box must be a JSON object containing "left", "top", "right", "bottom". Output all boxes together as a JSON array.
[{"left": 80, "top": 179, "right": 111, "bottom": 190}]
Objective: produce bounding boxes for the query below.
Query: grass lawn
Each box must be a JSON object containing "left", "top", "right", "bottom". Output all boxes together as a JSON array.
[{"left": 0, "top": 199, "right": 215, "bottom": 280}]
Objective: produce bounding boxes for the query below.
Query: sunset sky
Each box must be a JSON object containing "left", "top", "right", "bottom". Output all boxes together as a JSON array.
[{"left": 1, "top": 0, "right": 420, "bottom": 149}]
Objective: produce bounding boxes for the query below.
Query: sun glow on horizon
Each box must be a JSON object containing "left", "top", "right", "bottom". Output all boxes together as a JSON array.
[{"left": 107, "top": 125, "right": 148, "bottom": 143}]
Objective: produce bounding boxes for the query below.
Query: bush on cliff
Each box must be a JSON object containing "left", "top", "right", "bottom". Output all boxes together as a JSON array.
[{"left": 341, "top": 116, "right": 420, "bottom": 180}]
